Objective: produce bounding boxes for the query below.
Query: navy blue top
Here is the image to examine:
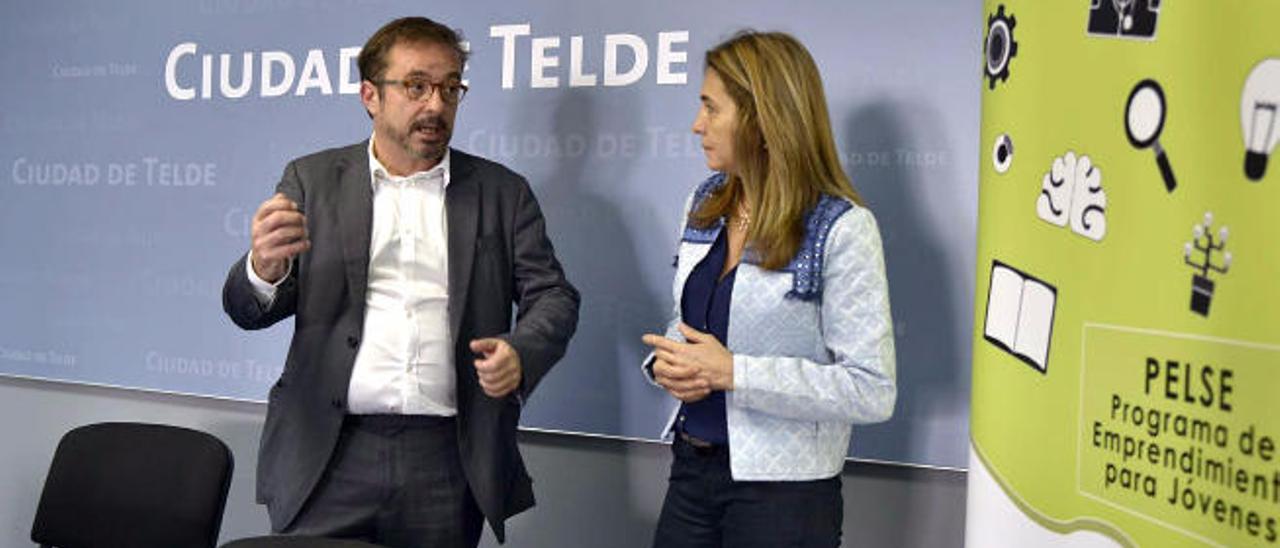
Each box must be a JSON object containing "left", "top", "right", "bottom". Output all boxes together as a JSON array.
[{"left": 676, "top": 228, "right": 735, "bottom": 445}]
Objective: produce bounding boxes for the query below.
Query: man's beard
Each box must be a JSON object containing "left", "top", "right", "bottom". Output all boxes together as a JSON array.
[{"left": 400, "top": 114, "right": 451, "bottom": 161}]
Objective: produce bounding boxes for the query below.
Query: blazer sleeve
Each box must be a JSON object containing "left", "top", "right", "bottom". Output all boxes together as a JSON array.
[
  {"left": 731, "top": 206, "right": 897, "bottom": 424},
  {"left": 501, "top": 177, "right": 581, "bottom": 400},
  {"left": 222, "top": 161, "right": 305, "bottom": 330}
]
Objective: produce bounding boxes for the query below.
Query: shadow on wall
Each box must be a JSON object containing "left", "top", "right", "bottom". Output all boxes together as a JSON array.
[
  {"left": 841, "top": 99, "right": 970, "bottom": 466},
  {"left": 504, "top": 88, "right": 670, "bottom": 541},
  {"left": 838, "top": 97, "right": 972, "bottom": 548},
  {"left": 522, "top": 88, "right": 669, "bottom": 435}
]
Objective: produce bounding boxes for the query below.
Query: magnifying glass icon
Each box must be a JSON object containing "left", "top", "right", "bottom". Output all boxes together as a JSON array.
[{"left": 1125, "top": 79, "right": 1177, "bottom": 192}]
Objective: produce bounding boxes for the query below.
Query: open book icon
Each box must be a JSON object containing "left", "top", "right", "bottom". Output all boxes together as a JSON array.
[{"left": 983, "top": 261, "right": 1057, "bottom": 372}]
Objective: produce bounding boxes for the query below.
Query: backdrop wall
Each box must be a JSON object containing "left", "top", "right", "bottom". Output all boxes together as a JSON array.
[{"left": 0, "top": 1, "right": 978, "bottom": 468}]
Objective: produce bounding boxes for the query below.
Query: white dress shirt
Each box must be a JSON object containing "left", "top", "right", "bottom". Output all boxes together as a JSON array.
[{"left": 248, "top": 136, "right": 456, "bottom": 416}]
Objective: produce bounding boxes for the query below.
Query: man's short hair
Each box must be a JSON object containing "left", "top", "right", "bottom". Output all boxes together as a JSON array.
[{"left": 357, "top": 17, "right": 468, "bottom": 82}]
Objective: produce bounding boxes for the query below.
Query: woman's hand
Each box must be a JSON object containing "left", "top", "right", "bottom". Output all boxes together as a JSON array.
[
  {"left": 642, "top": 323, "right": 734, "bottom": 392},
  {"left": 650, "top": 358, "right": 710, "bottom": 402}
]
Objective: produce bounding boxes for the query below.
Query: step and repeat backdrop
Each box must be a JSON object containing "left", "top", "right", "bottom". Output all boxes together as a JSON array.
[
  {"left": 0, "top": 0, "right": 978, "bottom": 469},
  {"left": 967, "top": 2, "right": 1280, "bottom": 546}
]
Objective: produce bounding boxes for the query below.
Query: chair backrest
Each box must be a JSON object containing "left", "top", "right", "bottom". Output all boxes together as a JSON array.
[
  {"left": 31, "top": 422, "right": 234, "bottom": 548},
  {"left": 221, "top": 536, "right": 388, "bottom": 548}
]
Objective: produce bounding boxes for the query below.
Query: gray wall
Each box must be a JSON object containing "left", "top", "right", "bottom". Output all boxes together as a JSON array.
[{"left": 0, "top": 376, "right": 965, "bottom": 547}]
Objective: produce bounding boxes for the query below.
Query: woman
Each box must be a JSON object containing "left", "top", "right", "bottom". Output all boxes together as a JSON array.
[{"left": 641, "top": 31, "right": 897, "bottom": 547}]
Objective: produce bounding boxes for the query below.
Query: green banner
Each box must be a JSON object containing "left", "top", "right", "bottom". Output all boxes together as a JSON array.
[{"left": 969, "top": 2, "right": 1280, "bottom": 546}]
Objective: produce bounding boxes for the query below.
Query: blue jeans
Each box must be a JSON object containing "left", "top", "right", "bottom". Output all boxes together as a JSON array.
[{"left": 653, "top": 435, "right": 843, "bottom": 548}]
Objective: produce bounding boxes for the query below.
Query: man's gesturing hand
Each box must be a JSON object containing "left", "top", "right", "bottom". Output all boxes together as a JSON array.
[{"left": 251, "top": 193, "right": 309, "bottom": 283}]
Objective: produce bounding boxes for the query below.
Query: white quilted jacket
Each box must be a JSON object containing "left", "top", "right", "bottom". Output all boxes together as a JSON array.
[{"left": 644, "top": 174, "right": 897, "bottom": 481}]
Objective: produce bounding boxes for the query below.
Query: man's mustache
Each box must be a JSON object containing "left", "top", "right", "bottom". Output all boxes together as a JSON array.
[{"left": 411, "top": 116, "right": 449, "bottom": 133}]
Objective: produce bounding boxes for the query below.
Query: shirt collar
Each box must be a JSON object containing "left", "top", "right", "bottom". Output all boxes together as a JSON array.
[{"left": 367, "top": 133, "right": 451, "bottom": 189}]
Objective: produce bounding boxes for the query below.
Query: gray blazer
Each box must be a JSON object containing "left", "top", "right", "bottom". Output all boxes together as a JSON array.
[{"left": 222, "top": 142, "right": 580, "bottom": 541}]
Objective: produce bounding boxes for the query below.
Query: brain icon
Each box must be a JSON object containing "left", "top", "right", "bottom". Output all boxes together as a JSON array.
[{"left": 1036, "top": 151, "right": 1107, "bottom": 241}]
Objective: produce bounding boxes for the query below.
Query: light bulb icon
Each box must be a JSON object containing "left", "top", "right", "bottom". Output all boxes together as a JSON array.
[{"left": 1241, "top": 59, "right": 1280, "bottom": 181}]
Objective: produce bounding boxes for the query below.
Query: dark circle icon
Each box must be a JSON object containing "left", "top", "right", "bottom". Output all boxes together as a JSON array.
[
  {"left": 1125, "top": 79, "right": 1177, "bottom": 192},
  {"left": 992, "top": 133, "right": 1014, "bottom": 173},
  {"left": 984, "top": 4, "right": 1017, "bottom": 90}
]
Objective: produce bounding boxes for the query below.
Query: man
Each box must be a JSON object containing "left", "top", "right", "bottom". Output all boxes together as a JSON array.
[{"left": 222, "top": 17, "right": 579, "bottom": 548}]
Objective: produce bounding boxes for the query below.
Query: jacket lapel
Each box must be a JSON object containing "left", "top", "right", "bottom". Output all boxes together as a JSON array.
[
  {"left": 335, "top": 143, "right": 373, "bottom": 311},
  {"left": 446, "top": 150, "right": 479, "bottom": 341},
  {"left": 681, "top": 224, "right": 722, "bottom": 266},
  {"left": 673, "top": 221, "right": 723, "bottom": 309}
]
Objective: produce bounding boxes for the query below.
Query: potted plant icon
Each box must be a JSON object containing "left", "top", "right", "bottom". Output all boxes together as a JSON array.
[{"left": 1183, "top": 212, "right": 1232, "bottom": 316}]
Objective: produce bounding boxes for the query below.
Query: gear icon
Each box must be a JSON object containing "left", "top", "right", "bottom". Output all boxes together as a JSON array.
[{"left": 984, "top": 4, "right": 1017, "bottom": 90}]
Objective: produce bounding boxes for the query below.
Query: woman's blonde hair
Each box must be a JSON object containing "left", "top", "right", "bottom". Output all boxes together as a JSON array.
[{"left": 690, "top": 31, "right": 863, "bottom": 270}]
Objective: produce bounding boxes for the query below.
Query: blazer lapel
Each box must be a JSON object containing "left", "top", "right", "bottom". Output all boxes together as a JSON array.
[
  {"left": 446, "top": 151, "right": 479, "bottom": 341},
  {"left": 335, "top": 143, "right": 373, "bottom": 311}
]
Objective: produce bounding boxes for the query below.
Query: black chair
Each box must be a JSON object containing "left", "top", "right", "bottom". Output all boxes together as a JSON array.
[
  {"left": 221, "top": 537, "right": 388, "bottom": 547},
  {"left": 31, "top": 422, "right": 234, "bottom": 548}
]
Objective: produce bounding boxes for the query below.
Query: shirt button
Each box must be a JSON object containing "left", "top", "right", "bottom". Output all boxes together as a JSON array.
[
  {"left": 331, "top": 397, "right": 344, "bottom": 409},
  {"left": 346, "top": 335, "right": 359, "bottom": 349}
]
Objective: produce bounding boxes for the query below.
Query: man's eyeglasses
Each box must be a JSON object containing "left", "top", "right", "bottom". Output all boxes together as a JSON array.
[{"left": 376, "top": 77, "right": 468, "bottom": 104}]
